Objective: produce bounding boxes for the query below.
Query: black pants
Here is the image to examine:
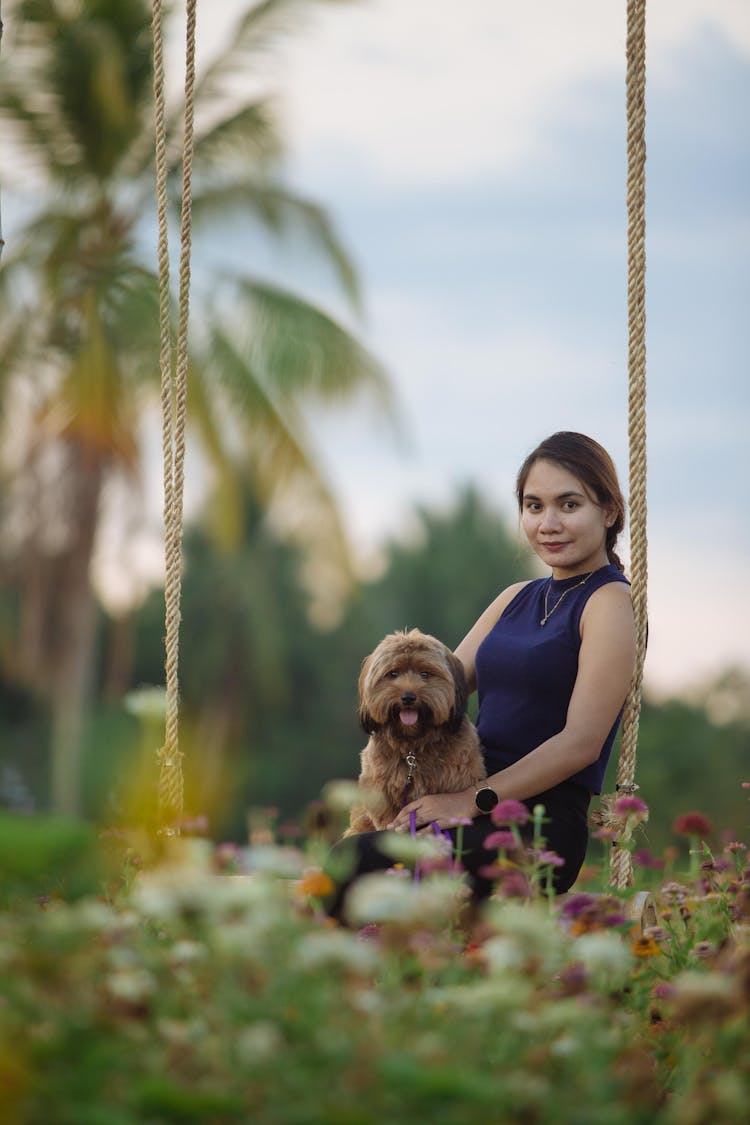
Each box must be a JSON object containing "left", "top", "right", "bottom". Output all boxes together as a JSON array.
[{"left": 325, "top": 779, "right": 591, "bottom": 921}]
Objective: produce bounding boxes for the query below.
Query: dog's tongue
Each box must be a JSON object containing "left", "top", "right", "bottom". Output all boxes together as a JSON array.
[{"left": 399, "top": 709, "right": 419, "bottom": 726}]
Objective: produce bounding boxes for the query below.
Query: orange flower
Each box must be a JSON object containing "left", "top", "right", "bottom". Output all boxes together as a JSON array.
[
  {"left": 631, "top": 934, "right": 661, "bottom": 958},
  {"left": 297, "top": 870, "right": 334, "bottom": 898}
]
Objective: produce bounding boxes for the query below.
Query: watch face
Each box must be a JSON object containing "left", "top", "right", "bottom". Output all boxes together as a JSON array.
[{"left": 475, "top": 787, "right": 498, "bottom": 813}]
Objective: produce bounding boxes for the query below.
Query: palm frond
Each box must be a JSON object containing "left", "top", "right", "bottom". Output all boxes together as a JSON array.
[
  {"left": 202, "top": 320, "right": 355, "bottom": 603},
  {"left": 233, "top": 278, "right": 392, "bottom": 410},
  {"left": 191, "top": 182, "right": 362, "bottom": 310},
  {"left": 188, "top": 100, "right": 283, "bottom": 173}
]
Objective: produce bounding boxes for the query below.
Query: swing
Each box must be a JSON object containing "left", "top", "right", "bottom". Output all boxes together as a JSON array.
[{"left": 150, "top": 0, "right": 656, "bottom": 928}]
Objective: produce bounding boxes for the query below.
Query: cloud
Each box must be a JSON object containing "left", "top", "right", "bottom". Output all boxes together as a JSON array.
[{"left": 266, "top": 0, "right": 750, "bottom": 185}]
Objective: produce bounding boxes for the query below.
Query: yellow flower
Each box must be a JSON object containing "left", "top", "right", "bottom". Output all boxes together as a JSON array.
[
  {"left": 631, "top": 935, "right": 661, "bottom": 958},
  {"left": 297, "top": 870, "right": 334, "bottom": 898}
]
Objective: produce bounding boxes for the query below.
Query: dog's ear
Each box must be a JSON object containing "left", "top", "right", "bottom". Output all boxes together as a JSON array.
[
  {"left": 357, "top": 652, "right": 379, "bottom": 734},
  {"left": 446, "top": 649, "right": 469, "bottom": 732}
]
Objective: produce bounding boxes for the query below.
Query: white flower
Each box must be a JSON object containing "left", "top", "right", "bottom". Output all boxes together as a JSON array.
[
  {"left": 482, "top": 900, "right": 568, "bottom": 972},
  {"left": 235, "top": 1021, "right": 283, "bottom": 1063},
  {"left": 573, "top": 931, "right": 632, "bottom": 989},
  {"left": 169, "top": 940, "right": 207, "bottom": 965},
  {"left": 376, "top": 831, "right": 453, "bottom": 865},
  {"left": 320, "top": 779, "right": 363, "bottom": 810},
  {"left": 157, "top": 1018, "right": 205, "bottom": 1045},
  {"left": 344, "top": 871, "right": 468, "bottom": 927},
  {"left": 122, "top": 686, "right": 167, "bottom": 721},
  {"left": 243, "top": 845, "right": 306, "bottom": 878},
  {"left": 481, "top": 936, "right": 526, "bottom": 974},
  {"left": 106, "top": 968, "right": 157, "bottom": 1004},
  {"left": 427, "top": 976, "right": 533, "bottom": 1013},
  {"left": 294, "top": 930, "right": 380, "bottom": 974},
  {"left": 132, "top": 867, "right": 275, "bottom": 922}
]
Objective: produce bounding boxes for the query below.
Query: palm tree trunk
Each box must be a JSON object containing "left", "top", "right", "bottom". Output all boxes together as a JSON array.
[
  {"left": 0, "top": 2, "right": 5, "bottom": 265},
  {"left": 49, "top": 446, "right": 104, "bottom": 816}
]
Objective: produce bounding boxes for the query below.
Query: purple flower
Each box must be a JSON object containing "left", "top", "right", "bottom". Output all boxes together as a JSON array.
[
  {"left": 484, "top": 830, "right": 518, "bottom": 851},
  {"left": 559, "top": 893, "right": 597, "bottom": 919},
  {"left": 491, "top": 799, "right": 529, "bottom": 826}
]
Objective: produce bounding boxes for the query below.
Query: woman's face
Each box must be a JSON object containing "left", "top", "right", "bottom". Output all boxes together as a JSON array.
[{"left": 520, "top": 459, "right": 614, "bottom": 577}]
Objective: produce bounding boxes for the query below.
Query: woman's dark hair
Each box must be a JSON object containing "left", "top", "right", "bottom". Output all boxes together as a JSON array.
[{"left": 515, "top": 432, "right": 626, "bottom": 572}]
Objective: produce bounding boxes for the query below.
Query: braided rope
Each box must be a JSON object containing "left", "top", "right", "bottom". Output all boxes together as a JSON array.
[
  {"left": 152, "top": 0, "right": 198, "bottom": 829},
  {"left": 610, "top": 0, "right": 648, "bottom": 889}
]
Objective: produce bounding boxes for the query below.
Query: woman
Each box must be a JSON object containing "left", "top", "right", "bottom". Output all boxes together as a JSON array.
[{"left": 329, "top": 432, "right": 636, "bottom": 911}]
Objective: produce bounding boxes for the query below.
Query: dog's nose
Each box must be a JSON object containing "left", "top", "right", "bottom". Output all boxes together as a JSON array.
[{"left": 401, "top": 691, "right": 417, "bottom": 705}]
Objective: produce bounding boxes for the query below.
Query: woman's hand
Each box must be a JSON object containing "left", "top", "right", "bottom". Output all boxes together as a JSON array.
[{"left": 386, "top": 789, "right": 476, "bottom": 833}]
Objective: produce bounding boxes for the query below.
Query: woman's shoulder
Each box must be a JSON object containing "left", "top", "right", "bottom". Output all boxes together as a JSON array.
[
  {"left": 496, "top": 578, "right": 537, "bottom": 614},
  {"left": 580, "top": 572, "right": 634, "bottom": 632}
]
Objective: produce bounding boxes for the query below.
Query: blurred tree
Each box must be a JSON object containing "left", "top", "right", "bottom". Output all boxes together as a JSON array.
[
  {"left": 0, "top": 0, "right": 389, "bottom": 814},
  {"left": 354, "top": 483, "right": 536, "bottom": 656},
  {"left": 601, "top": 693, "right": 750, "bottom": 856}
]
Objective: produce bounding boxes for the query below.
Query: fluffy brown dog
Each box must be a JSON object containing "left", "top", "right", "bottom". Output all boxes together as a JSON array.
[{"left": 344, "top": 629, "right": 486, "bottom": 835}]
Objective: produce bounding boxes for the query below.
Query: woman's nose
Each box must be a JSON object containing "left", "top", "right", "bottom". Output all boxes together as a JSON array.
[{"left": 539, "top": 508, "right": 561, "bottom": 531}]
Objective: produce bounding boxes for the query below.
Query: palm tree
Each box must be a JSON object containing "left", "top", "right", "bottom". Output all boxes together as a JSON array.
[{"left": 0, "top": 0, "right": 391, "bottom": 815}]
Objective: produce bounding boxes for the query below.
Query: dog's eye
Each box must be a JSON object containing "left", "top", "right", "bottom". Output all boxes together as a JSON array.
[
  {"left": 419, "top": 671, "right": 430, "bottom": 680},
  {"left": 387, "top": 670, "right": 398, "bottom": 678}
]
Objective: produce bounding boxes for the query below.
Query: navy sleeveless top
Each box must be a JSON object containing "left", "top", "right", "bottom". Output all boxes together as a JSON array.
[{"left": 475, "top": 563, "right": 630, "bottom": 794}]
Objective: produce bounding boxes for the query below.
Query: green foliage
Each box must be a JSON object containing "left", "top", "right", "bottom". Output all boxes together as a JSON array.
[
  {"left": 0, "top": 826, "right": 748, "bottom": 1123},
  {"left": 355, "top": 482, "right": 535, "bottom": 651},
  {"left": 0, "top": 812, "right": 108, "bottom": 906}
]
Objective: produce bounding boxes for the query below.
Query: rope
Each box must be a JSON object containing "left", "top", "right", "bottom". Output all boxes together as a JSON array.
[
  {"left": 151, "top": 0, "right": 198, "bottom": 830},
  {"left": 610, "top": 0, "right": 648, "bottom": 889}
]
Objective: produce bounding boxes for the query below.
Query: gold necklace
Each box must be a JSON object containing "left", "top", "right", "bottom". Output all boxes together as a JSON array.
[{"left": 540, "top": 571, "right": 593, "bottom": 627}]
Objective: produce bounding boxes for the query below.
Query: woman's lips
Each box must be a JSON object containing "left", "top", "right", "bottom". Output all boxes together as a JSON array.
[{"left": 541, "top": 542, "right": 569, "bottom": 552}]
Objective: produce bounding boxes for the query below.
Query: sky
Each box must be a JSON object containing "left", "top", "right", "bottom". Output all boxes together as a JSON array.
[{"left": 174, "top": 0, "right": 750, "bottom": 700}]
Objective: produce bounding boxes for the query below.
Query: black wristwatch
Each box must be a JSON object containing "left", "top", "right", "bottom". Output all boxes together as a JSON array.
[{"left": 475, "top": 786, "right": 499, "bottom": 814}]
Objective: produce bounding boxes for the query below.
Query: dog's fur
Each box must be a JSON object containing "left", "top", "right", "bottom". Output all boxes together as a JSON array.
[{"left": 344, "top": 629, "right": 486, "bottom": 836}]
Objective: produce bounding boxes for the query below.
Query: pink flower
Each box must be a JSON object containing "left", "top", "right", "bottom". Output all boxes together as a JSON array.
[
  {"left": 724, "top": 841, "right": 747, "bottom": 854},
  {"left": 494, "top": 870, "right": 533, "bottom": 899},
  {"left": 484, "top": 830, "right": 518, "bottom": 851},
  {"left": 491, "top": 799, "right": 529, "bottom": 826},
  {"left": 612, "top": 795, "right": 649, "bottom": 819},
  {"left": 533, "top": 850, "right": 565, "bottom": 868},
  {"left": 633, "top": 848, "right": 664, "bottom": 870},
  {"left": 672, "top": 812, "right": 713, "bottom": 837},
  {"left": 593, "top": 827, "right": 619, "bottom": 842}
]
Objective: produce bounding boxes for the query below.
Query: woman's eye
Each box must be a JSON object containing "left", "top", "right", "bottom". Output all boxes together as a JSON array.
[{"left": 563, "top": 501, "right": 578, "bottom": 511}]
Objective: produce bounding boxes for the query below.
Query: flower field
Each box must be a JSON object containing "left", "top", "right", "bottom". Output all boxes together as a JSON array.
[{"left": 0, "top": 789, "right": 748, "bottom": 1124}]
